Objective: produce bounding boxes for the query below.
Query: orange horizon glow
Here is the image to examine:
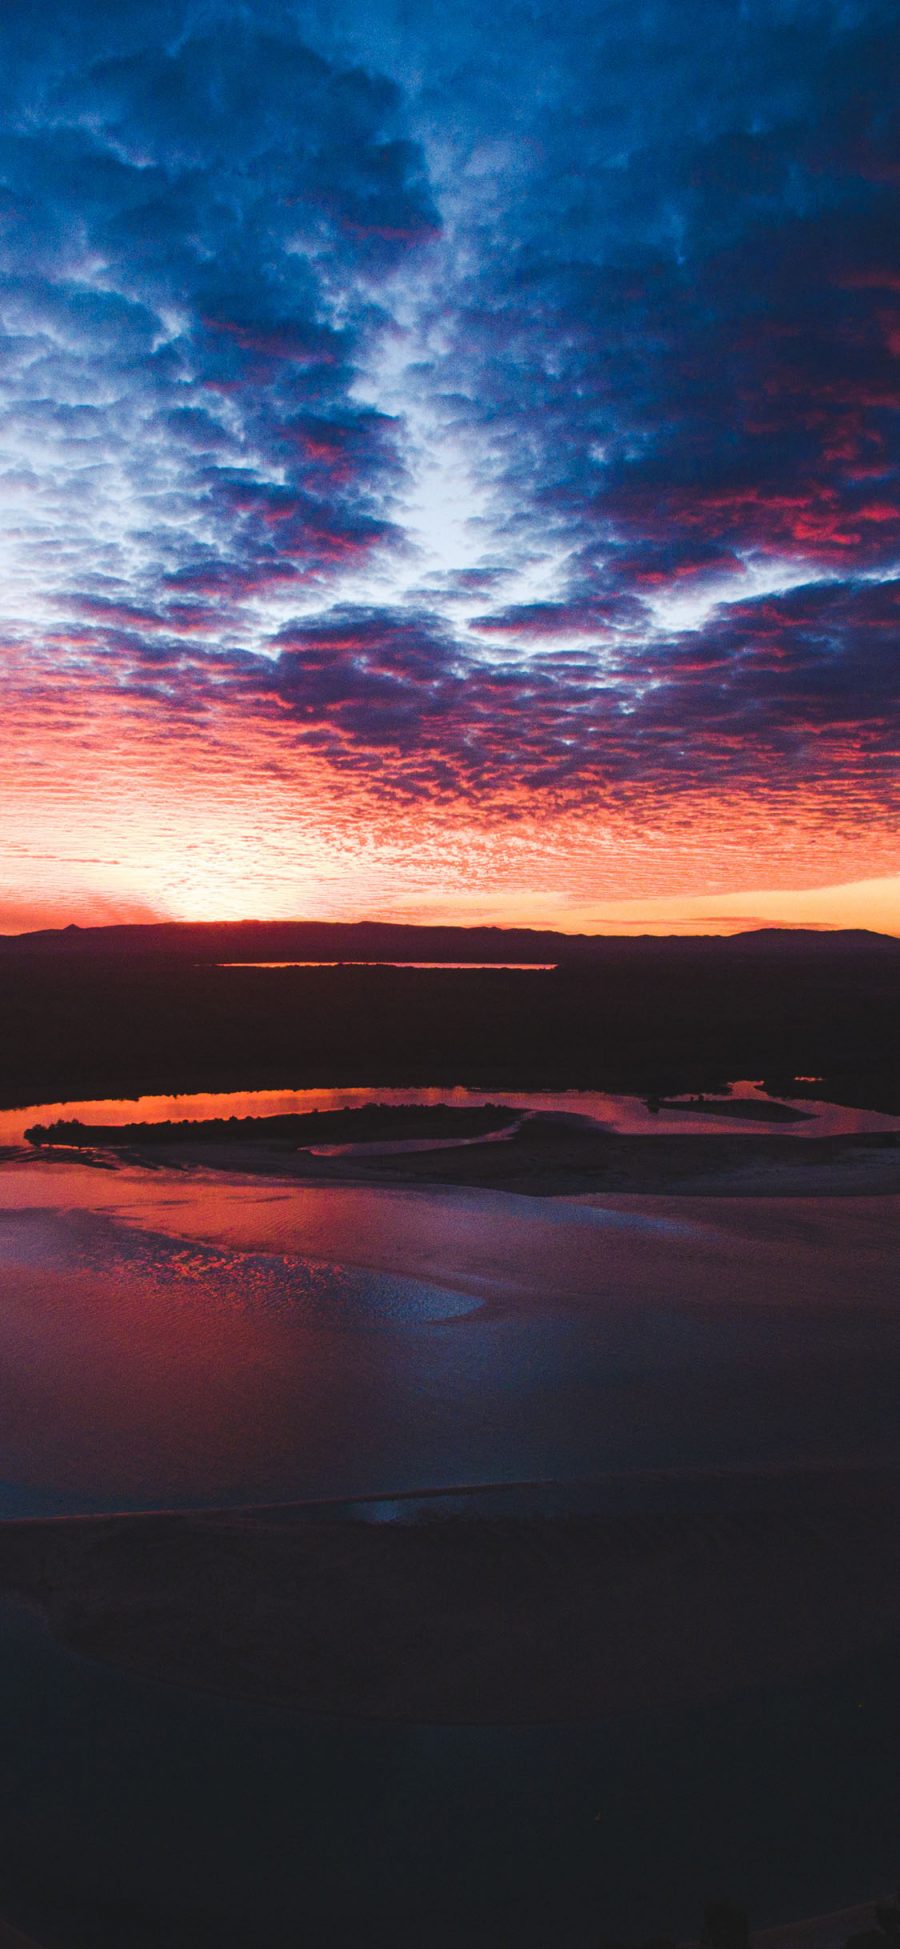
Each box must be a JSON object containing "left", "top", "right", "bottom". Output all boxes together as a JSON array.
[
  {"left": 3, "top": 851, "right": 899, "bottom": 943},
  {"left": 3, "top": 613, "right": 897, "bottom": 943},
  {"left": 2, "top": 2, "right": 899, "bottom": 956}
]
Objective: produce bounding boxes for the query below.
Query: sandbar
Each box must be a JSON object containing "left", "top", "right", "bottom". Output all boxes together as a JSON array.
[{"left": 21, "top": 1111, "right": 900, "bottom": 1197}]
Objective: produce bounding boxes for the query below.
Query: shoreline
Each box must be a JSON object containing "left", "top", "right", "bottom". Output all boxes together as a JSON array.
[{"left": 11, "top": 1118, "right": 900, "bottom": 1198}]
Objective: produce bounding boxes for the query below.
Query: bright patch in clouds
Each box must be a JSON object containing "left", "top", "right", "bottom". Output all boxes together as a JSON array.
[{"left": 0, "top": 0, "right": 897, "bottom": 931}]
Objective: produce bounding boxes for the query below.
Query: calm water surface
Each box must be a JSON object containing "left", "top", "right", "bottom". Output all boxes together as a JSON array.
[{"left": 0, "top": 1152, "right": 898, "bottom": 1516}]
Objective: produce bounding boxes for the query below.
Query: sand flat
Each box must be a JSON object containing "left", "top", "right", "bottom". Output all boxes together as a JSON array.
[
  {"left": 2, "top": 1473, "right": 899, "bottom": 1725},
  {"left": 47, "top": 1117, "right": 900, "bottom": 1198}
]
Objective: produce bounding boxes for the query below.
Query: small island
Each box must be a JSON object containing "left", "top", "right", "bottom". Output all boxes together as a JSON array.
[{"left": 25, "top": 1100, "right": 515, "bottom": 1150}]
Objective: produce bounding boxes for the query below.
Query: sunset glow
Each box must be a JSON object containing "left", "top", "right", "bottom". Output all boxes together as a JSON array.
[{"left": 1, "top": 0, "right": 898, "bottom": 934}]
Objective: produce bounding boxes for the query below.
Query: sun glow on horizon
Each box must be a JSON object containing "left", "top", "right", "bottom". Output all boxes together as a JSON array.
[{"left": 1, "top": 0, "right": 897, "bottom": 946}]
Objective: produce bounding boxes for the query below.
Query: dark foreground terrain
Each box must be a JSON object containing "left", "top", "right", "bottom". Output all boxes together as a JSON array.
[
  {"left": 2, "top": 1469, "right": 899, "bottom": 1725},
  {"left": 1, "top": 921, "right": 898, "bottom": 1111}
]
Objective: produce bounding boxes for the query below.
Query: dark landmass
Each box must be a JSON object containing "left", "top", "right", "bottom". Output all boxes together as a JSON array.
[
  {"left": 656, "top": 1096, "right": 812, "bottom": 1122},
  {"left": 21, "top": 1111, "right": 899, "bottom": 1195},
  {"left": 5, "top": 916, "right": 896, "bottom": 969},
  {"left": 0, "top": 923, "right": 897, "bottom": 1113},
  {"left": 24, "top": 1102, "right": 514, "bottom": 1149},
  {"left": 1, "top": 1470, "right": 899, "bottom": 1725}
]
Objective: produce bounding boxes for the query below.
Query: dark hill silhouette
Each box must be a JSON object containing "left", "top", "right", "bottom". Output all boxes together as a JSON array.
[
  {"left": 1, "top": 917, "right": 897, "bottom": 966},
  {"left": 0, "top": 922, "right": 897, "bottom": 1112}
]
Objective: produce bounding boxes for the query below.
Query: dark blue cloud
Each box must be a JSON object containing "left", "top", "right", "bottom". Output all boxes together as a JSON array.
[
  {"left": 0, "top": 0, "right": 897, "bottom": 819},
  {"left": 392, "top": 0, "right": 900, "bottom": 801},
  {"left": 0, "top": 1, "right": 438, "bottom": 632}
]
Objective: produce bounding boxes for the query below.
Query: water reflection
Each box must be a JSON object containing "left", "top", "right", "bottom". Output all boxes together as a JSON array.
[
  {"left": 3, "top": 1079, "right": 898, "bottom": 1149},
  {"left": 0, "top": 1178, "right": 898, "bottom": 1519},
  {"left": 217, "top": 959, "right": 558, "bottom": 969}
]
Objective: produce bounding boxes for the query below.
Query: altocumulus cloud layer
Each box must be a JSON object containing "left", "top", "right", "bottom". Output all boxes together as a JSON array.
[{"left": 1, "top": 0, "right": 898, "bottom": 924}]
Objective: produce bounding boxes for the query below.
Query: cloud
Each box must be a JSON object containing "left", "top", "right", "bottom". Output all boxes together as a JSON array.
[
  {"left": 0, "top": 3, "right": 438, "bottom": 658},
  {"left": 0, "top": 0, "right": 898, "bottom": 925}
]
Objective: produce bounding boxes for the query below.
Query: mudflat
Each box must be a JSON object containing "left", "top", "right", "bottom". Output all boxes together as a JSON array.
[
  {"left": 2, "top": 1471, "right": 899, "bottom": 1725},
  {"left": 22, "top": 1110, "right": 900, "bottom": 1196}
]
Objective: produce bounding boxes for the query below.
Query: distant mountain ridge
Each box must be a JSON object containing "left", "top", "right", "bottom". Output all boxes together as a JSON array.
[{"left": 1, "top": 917, "right": 897, "bottom": 964}]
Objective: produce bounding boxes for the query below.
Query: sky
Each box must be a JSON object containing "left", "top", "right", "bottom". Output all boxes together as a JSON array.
[{"left": 0, "top": 0, "right": 898, "bottom": 935}]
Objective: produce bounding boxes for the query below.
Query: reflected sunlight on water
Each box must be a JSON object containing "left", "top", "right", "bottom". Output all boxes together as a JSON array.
[
  {"left": 3, "top": 1079, "right": 899, "bottom": 1149},
  {"left": 0, "top": 1161, "right": 898, "bottom": 1519}
]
